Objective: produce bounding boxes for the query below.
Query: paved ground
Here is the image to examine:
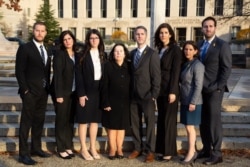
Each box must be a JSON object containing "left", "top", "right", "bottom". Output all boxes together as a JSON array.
[{"left": 0, "top": 151, "right": 250, "bottom": 167}]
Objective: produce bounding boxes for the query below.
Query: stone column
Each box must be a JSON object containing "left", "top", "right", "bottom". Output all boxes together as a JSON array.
[{"left": 150, "top": 0, "right": 166, "bottom": 47}]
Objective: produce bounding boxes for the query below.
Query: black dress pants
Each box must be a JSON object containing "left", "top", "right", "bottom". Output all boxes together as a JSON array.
[
  {"left": 19, "top": 90, "right": 48, "bottom": 156},
  {"left": 200, "top": 89, "right": 224, "bottom": 157},
  {"left": 54, "top": 92, "right": 76, "bottom": 152}
]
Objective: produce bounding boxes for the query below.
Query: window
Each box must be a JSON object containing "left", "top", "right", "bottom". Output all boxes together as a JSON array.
[
  {"left": 231, "top": 26, "right": 240, "bottom": 40},
  {"left": 86, "top": 0, "right": 92, "bottom": 18},
  {"left": 176, "top": 28, "right": 186, "bottom": 47},
  {"left": 101, "top": 0, "right": 107, "bottom": 18},
  {"left": 179, "top": 0, "right": 187, "bottom": 17},
  {"left": 58, "top": 0, "right": 63, "bottom": 18},
  {"left": 69, "top": 27, "right": 76, "bottom": 36},
  {"left": 128, "top": 27, "right": 135, "bottom": 41},
  {"left": 193, "top": 28, "right": 203, "bottom": 42},
  {"left": 214, "top": 0, "right": 224, "bottom": 16},
  {"left": 27, "top": 8, "right": 30, "bottom": 17},
  {"left": 196, "top": 0, "right": 205, "bottom": 16},
  {"left": 146, "top": 0, "right": 151, "bottom": 17},
  {"left": 83, "top": 27, "right": 91, "bottom": 40},
  {"left": 98, "top": 28, "right": 106, "bottom": 39},
  {"left": 72, "top": 0, "right": 77, "bottom": 18},
  {"left": 165, "top": 0, "right": 170, "bottom": 17},
  {"left": 131, "top": 0, "right": 138, "bottom": 17},
  {"left": 233, "top": 0, "right": 243, "bottom": 16},
  {"left": 116, "top": 0, "right": 122, "bottom": 18}
]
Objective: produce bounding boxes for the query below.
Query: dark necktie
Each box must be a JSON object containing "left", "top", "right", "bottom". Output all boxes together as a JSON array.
[
  {"left": 40, "top": 45, "right": 45, "bottom": 65},
  {"left": 200, "top": 41, "right": 209, "bottom": 62},
  {"left": 134, "top": 50, "right": 141, "bottom": 68}
]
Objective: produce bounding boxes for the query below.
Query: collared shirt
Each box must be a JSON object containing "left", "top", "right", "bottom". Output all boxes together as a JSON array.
[
  {"left": 33, "top": 39, "right": 48, "bottom": 64},
  {"left": 90, "top": 49, "right": 102, "bottom": 80}
]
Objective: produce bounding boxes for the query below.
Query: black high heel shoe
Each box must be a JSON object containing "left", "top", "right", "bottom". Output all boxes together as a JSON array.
[
  {"left": 180, "top": 152, "right": 197, "bottom": 165},
  {"left": 116, "top": 154, "right": 124, "bottom": 159},
  {"left": 108, "top": 155, "right": 116, "bottom": 160}
]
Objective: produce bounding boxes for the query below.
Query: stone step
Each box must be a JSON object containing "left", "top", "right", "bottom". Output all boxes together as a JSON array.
[
  {"left": 0, "top": 136, "right": 249, "bottom": 152},
  {"left": 0, "top": 56, "right": 16, "bottom": 63},
  {"left": 1, "top": 111, "right": 250, "bottom": 124},
  {"left": 0, "top": 70, "right": 15, "bottom": 77},
  {"left": 0, "top": 77, "right": 18, "bottom": 86},
  {"left": 0, "top": 63, "right": 15, "bottom": 70},
  {"left": 1, "top": 122, "right": 249, "bottom": 138}
]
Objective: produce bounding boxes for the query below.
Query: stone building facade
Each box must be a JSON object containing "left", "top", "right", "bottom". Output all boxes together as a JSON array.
[{"left": 0, "top": 0, "right": 249, "bottom": 45}]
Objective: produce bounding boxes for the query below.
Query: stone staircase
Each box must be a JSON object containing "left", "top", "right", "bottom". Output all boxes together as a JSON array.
[{"left": 0, "top": 56, "right": 250, "bottom": 152}]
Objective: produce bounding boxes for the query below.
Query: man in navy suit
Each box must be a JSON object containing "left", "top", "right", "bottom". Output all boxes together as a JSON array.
[
  {"left": 197, "top": 16, "right": 232, "bottom": 165},
  {"left": 128, "top": 26, "right": 161, "bottom": 163},
  {"left": 15, "top": 21, "right": 52, "bottom": 165}
]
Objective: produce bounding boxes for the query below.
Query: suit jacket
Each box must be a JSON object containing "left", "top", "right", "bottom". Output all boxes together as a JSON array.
[
  {"left": 15, "top": 41, "right": 51, "bottom": 96},
  {"left": 130, "top": 46, "right": 161, "bottom": 100},
  {"left": 50, "top": 50, "right": 76, "bottom": 98},
  {"left": 75, "top": 52, "right": 105, "bottom": 97},
  {"left": 159, "top": 44, "right": 183, "bottom": 97},
  {"left": 198, "top": 36, "right": 232, "bottom": 93},
  {"left": 180, "top": 58, "right": 204, "bottom": 105}
]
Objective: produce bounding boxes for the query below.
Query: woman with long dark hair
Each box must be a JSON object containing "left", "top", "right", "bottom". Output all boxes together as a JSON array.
[
  {"left": 154, "top": 23, "right": 183, "bottom": 161},
  {"left": 51, "top": 30, "right": 77, "bottom": 159},
  {"left": 75, "top": 29, "right": 106, "bottom": 160}
]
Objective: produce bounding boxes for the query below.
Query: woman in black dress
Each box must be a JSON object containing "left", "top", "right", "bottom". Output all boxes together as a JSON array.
[
  {"left": 51, "top": 30, "right": 77, "bottom": 159},
  {"left": 101, "top": 43, "right": 130, "bottom": 160},
  {"left": 154, "top": 23, "right": 183, "bottom": 161},
  {"left": 75, "top": 29, "right": 106, "bottom": 160}
]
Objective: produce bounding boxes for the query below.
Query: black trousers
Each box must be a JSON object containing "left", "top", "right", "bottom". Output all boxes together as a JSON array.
[
  {"left": 200, "top": 89, "right": 224, "bottom": 157},
  {"left": 155, "top": 96, "right": 178, "bottom": 156},
  {"left": 54, "top": 92, "right": 76, "bottom": 152},
  {"left": 130, "top": 98, "right": 156, "bottom": 153},
  {"left": 19, "top": 90, "right": 48, "bottom": 156}
]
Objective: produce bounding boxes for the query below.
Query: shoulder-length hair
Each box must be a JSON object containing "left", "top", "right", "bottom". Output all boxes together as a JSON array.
[
  {"left": 154, "top": 23, "right": 176, "bottom": 50},
  {"left": 59, "top": 30, "right": 77, "bottom": 52},
  {"left": 182, "top": 40, "right": 199, "bottom": 61},
  {"left": 109, "top": 43, "right": 130, "bottom": 62},
  {"left": 80, "top": 29, "right": 105, "bottom": 64}
]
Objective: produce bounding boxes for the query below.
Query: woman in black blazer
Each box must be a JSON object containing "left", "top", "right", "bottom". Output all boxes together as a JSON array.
[
  {"left": 154, "top": 23, "right": 183, "bottom": 161},
  {"left": 75, "top": 29, "right": 106, "bottom": 160},
  {"left": 51, "top": 30, "right": 77, "bottom": 159}
]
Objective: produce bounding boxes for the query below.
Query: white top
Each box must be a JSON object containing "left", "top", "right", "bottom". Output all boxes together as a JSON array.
[
  {"left": 33, "top": 39, "right": 48, "bottom": 64},
  {"left": 90, "top": 50, "right": 102, "bottom": 80},
  {"left": 70, "top": 55, "right": 76, "bottom": 91}
]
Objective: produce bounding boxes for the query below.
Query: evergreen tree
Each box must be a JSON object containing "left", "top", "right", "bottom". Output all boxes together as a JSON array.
[{"left": 31, "top": 0, "right": 60, "bottom": 45}]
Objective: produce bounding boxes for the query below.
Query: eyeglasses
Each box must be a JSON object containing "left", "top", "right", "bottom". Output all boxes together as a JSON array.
[{"left": 90, "top": 37, "right": 99, "bottom": 40}]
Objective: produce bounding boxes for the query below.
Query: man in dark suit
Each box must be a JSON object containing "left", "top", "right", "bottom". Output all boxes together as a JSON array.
[
  {"left": 197, "top": 16, "right": 232, "bottom": 165},
  {"left": 128, "top": 26, "right": 161, "bottom": 163},
  {"left": 15, "top": 21, "right": 52, "bottom": 165}
]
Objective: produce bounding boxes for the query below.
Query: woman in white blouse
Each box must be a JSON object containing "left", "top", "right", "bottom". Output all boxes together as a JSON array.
[{"left": 75, "top": 29, "right": 106, "bottom": 160}]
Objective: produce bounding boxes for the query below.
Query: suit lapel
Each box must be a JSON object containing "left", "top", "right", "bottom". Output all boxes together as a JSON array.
[
  {"left": 204, "top": 37, "right": 217, "bottom": 62},
  {"left": 86, "top": 52, "right": 95, "bottom": 78},
  {"left": 136, "top": 46, "right": 149, "bottom": 69}
]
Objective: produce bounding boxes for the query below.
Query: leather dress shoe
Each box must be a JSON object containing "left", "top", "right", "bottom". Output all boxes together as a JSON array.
[
  {"left": 31, "top": 150, "right": 51, "bottom": 158},
  {"left": 144, "top": 152, "right": 154, "bottom": 163},
  {"left": 128, "top": 150, "right": 141, "bottom": 159},
  {"left": 203, "top": 156, "right": 223, "bottom": 165},
  {"left": 19, "top": 155, "right": 37, "bottom": 165},
  {"left": 116, "top": 154, "right": 124, "bottom": 159},
  {"left": 58, "top": 152, "right": 71, "bottom": 159},
  {"left": 197, "top": 150, "right": 210, "bottom": 159}
]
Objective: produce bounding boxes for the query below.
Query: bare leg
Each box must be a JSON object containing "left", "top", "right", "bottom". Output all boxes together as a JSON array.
[
  {"left": 184, "top": 125, "right": 196, "bottom": 161},
  {"left": 116, "top": 130, "right": 125, "bottom": 155},
  {"left": 108, "top": 129, "right": 117, "bottom": 156},
  {"left": 89, "top": 123, "right": 100, "bottom": 159},
  {"left": 78, "top": 123, "right": 93, "bottom": 160}
]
